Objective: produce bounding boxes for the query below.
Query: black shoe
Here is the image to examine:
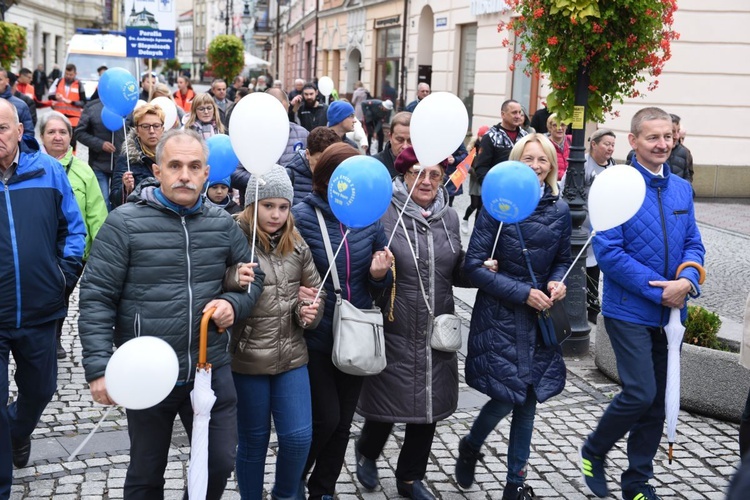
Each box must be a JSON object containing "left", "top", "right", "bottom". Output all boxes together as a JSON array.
[
  {"left": 11, "top": 435, "right": 31, "bottom": 468},
  {"left": 455, "top": 436, "right": 484, "bottom": 489},
  {"left": 587, "top": 310, "right": 599, "bottom": 324},
  {"left": 502, "top": 482, "right": 536, "bottom": 500},
  {"left": 56, "top": 338, "right": 66, "bottom": 359},
  {"left": 396, "top": 480, "right": 435, "bottom": 500},
  {"left": 355, "top": 445, "right": 379, "bottom": 490}
]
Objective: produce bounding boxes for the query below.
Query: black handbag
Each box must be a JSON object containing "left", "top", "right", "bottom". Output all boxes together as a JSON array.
[{"left": 516, "top": 223, "right": 571, "bottom": 348}]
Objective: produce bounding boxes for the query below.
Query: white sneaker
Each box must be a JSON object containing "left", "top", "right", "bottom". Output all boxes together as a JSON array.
[{"left": 461, "top": 220, "right": 469, "bottom": 234}]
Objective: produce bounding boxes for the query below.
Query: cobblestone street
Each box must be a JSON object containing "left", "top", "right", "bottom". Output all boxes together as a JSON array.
[{"left": 6, "top": 140, "right": 748, "bottom": 498}]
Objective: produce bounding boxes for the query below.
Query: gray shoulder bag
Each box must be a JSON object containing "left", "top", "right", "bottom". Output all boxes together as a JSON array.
[{"left": 315, "top": 208, "right": 386, "bottom": 376}]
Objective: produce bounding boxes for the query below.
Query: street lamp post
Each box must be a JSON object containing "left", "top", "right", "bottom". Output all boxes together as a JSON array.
[
  {"left": 225, "top": 0, "right": 234, "bottom": 35},
  {"left": 560, "top": 64, "right": 591, "bottom": 357}
]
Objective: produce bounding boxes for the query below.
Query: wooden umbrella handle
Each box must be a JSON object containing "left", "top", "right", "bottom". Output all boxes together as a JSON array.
[
  {"left": 198, "top": 307, "right": 225, "bottom": 368},
  {"left": 675, "top": 261, "right": 706, "bottom": 284}
]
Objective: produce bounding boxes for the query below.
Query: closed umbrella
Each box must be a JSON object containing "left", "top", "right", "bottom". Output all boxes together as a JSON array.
[
  {"left": 187, "top": 308, "right": 221, "bottom": 498},
  {"left": 665, "top": 261, "right": 705, "bottom": 464}
]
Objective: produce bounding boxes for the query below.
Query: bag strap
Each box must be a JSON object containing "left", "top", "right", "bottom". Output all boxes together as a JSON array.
[
  {"left": 398, "top": 216, "right": 433, "bottom": 317},
  {"left": 515, "top": 222, "right": 540, "bottom": 290},
  {"left": 315, "top": 207, "right": 341, "bottom": 295}
]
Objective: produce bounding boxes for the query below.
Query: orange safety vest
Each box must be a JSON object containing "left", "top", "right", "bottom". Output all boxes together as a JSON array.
[
  {"left": 174, "top": 88, "right": 195, "bottom": 113},
  {"left": 16, "top": 82, "right": 35, "bottom": 101},
  {"left": 52, "top": 79, "right": 83, "bottom": 126}
]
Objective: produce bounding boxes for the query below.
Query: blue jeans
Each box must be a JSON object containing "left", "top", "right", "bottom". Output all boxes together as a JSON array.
[
  {"left": 233, "top": 366, "right": 312, "bottom": 500},
  {"left": 0, "top": 321, "right": 58, "bottom": 500},
  {"left": 585, "top": 317, "right": 667, "bottom": 492},
  {"left": 466, "top": 387, "right": 537, "bottom": 485},
  {"left": 93, "top": 170, "right": 112, "bottom": 212}
]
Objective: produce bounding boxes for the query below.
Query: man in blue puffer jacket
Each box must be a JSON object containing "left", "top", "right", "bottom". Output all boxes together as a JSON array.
[
  {"left": 581, "top": 107, "right": 705, "bottom": 500},
  {"left": 0, "top": 99, "right": 85, "bottom": 496}
]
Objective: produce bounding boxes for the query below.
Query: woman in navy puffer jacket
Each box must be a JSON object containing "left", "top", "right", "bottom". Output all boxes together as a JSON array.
[
  {"left": 292, "top": 143, "right": 393, "bottom": 500},
  {"left": 455, "top": 134, "right": 572, "bottom": 500}
]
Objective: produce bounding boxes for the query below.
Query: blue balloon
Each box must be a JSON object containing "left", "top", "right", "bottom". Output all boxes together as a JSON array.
[
  {"left": 98, "top": 68, "right": 139, "bottom": 117},
  {"left": 101, "top": 106, "right": 123, "bottom": 132},
  {"left": 481, "top": 161, "right": 541, "bottom": 223},
  {"left": 328, "top": 156, "right": 393, "bottom": 228},
  {"left": 207, "top": 134, "right": 240, "bottom": 182}
]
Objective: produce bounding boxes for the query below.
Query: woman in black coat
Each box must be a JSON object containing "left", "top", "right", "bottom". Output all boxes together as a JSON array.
[{"left": 455, "top": 134, "right": 572, "bottom": 500}]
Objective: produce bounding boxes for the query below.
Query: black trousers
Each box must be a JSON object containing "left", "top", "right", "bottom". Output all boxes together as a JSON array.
[
  {"left": 357, "top": 420, "right": 437, "bottom": 482},
  {"left": 740, "top": 387, "right": 750, "bottom": 457},
  {"left": 303, "top": 350, "right": 364, "bottom": 499},
  {"left": 123, "top": 364, "right": 237, "bottom": 500}
]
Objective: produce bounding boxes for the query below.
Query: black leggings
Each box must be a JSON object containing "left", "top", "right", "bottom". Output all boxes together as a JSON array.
[
  {"left": 463, "top": 195, "right": 482, "bottom": 221},
  {"left": 740, "top": 387, "right": 750, "bottom": 457}
]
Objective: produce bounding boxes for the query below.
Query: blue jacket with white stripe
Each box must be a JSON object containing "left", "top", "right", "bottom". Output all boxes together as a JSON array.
[{"left": 0, "top": 136, "right": 86, "bottom": 328}]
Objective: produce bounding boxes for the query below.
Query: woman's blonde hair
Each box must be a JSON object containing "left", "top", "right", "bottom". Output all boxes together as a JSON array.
[
  {"left": 509, "top": 133, "right": 559, "bottom": 195},
  {"left": 132, "top": 103, "right": 165, "bottom": 126},
  {"left": 237, "top": 205, "right": 301, "bottom": 256},
  {"left": 184, "top": 92, "right": 226, "bottom": 133}
]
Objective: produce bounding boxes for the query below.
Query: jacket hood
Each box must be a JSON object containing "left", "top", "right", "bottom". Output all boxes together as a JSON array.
[
  {"left": 122, "top": 129, "right": 155, "bottom": 166},
  {"left": 0, "top": 86, "right": 11, "bottom": 99},
  {"left": 302, "top": 191, "right": 334, "bottom": 217},
  {"left": 287, "top": 150, "right": 310, "bottom": 175},
  {"left": 127, "top": 178, "right": 161, "bottom": 203}
]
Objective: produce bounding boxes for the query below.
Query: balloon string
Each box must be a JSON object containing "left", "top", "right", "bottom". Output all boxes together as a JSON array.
[
  {"left": 249, "top": 180, "right": 259, "bottom": 267},
  {"left": 555, "top": 232, "right": 595, "bottom": 291},
  {"left": 67, "top": 406, "right": 114, "bottom": 461},
  {"left": 313, "top": 228, "right": 350, "bottom": 304},
  {"left": 110, "top": 131, "right": 114, "bottom": 172},
  {"left": 123, "top": 118, "right": 131, "bottom": 173},
  {"left": 386, "top": 170, "right": 423, "bottom": 248},
  {"left": 489, "top": 222, "right": 503, "bottom": 260}
]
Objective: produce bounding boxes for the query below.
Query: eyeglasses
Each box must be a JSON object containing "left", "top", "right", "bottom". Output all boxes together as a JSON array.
[
  {"left": 404, "top": 170, "right": 442, "bottom": 182},
  {"left": 138, "top": 123, "right": 164, "bottom": 132},
  {"left": 196, "top": 106, "right": 214, "bottom": 113}
]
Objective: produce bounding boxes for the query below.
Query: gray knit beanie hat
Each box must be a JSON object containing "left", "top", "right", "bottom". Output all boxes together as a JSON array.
[{"left": 245, "top": 164, "right": 294, "bottom": 206}]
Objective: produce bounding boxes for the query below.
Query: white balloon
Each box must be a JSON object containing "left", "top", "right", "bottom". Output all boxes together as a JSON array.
[
  {"left": 150, "top": 96, "right": 179, "bottom": 131},
  {"left": 317, "top": 76, "right": 334, "bottom": 97},
  {"left": 229, "top": 92, "right": 290, "bottom": 175},
  {"left": 105, "top": 336, "right": 179, "bottom": 410},
  {"left": 410, "top": 92, "right": 469, "bottom": 166},
  {"left": 134, "top": 99, "right": 147, "bottom": 110},
  {"left": 588, "top": 164, "right": 647, "bottom": 231}
]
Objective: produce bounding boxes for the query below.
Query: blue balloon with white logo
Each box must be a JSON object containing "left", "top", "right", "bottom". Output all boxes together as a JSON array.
[
  {"left": 481, "top": 161, "right": 541, "bottom": 223},
  {"left": 98, "top": 68, "right": 139, "bottom": 117},
  {"left": 207, "top": 134, "right": 240, "bottom": 182},
  {"left": 328, "top": 155, "right": 392, "bottom": 228},
  {"left": 101, "top": 106, "right": 123, "bottom": 132}
]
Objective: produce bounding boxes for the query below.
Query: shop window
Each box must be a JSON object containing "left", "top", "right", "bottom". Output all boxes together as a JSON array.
[
  {"left": 376, "top": 26, "right": 400, "bottom": 102},
  {"left": 458, "top": 24, "right": 477, "bottom": 130}
]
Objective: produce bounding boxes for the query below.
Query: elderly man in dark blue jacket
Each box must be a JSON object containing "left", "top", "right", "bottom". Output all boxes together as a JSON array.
[
  {"left": 581, "top": 107, "right": 705, "bottom": 500},
  {"left": 0, "top": 98, "right": 85, "bottom": 497},
  {"left": 79, "top": 129, "right": 264, "bottom": 500}
]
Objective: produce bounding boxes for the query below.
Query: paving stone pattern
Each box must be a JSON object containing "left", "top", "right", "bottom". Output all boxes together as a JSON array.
[{"left": 7, "top": 138, "right": 743, "bottom": 498}]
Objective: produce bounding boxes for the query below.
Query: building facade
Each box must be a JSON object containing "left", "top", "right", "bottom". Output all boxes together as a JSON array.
[{"left": 6, "top": 0, "right": 104, "bottom": 73}]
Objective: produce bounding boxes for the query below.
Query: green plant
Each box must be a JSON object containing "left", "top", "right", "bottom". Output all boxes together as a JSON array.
[
  {"left": 0, "top": 22, "right": 27, "bottom": 70},
  {"left": 500, "top": 0, "right": 679, "bottom": 122},
  {"left": 206, "top": 35, "right": 245, "bottom": 82},
  {"left": 164, "top": 58, "right": 182, "bottom": 73},
  {"left": 683, "top": 305, "right": 722, "bottom": 350}
]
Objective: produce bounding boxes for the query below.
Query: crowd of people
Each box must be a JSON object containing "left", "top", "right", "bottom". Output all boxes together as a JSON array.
[{"left": 0, "top": 62, "right": 717, "bottom": 500}]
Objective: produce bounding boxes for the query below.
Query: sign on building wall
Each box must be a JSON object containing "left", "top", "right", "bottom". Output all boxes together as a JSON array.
[
  {"left": 470, "top": 0, "right": 509, "bottom": 16},
  {"left": 124, "top": 0, "right": 176, "bottom": 59}
]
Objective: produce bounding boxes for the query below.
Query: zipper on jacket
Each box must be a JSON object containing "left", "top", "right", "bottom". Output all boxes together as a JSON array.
[
  {"left": 182, "top": 216, "right": 194, "bottom": 383},
  {"left": 4, "top": 184, "right": 23, "bottom": 328},
  {"left": 657, "top": 187, "right": 669, "bottom": 324}
]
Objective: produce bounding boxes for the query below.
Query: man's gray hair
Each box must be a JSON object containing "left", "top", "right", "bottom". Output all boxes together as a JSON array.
[
  {"left": 630, "top": 107, "right": 671, "bottom": 136},
  {"left": 39, "top": 111, "right": 72, "bottom": 137},
  {"left": 155, "top": 129, "right": 209, "bottom": 165}
]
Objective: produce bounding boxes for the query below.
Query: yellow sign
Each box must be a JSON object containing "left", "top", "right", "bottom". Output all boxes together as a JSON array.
[{"left": 572, "top": 106, "right": 585, "bottom": 130}]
